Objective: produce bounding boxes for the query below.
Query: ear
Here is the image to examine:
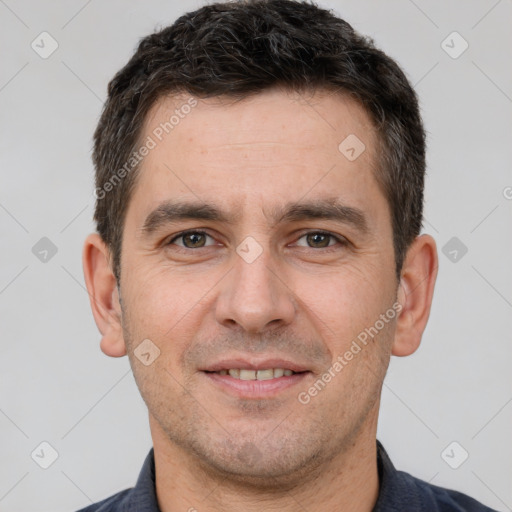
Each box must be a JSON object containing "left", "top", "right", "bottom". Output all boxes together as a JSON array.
[
  {"left": 392, "top": 234, "right": 438, "bottom": 357},
  {"left": 82, "top": 233, "right": 126, "bottom": 357}
]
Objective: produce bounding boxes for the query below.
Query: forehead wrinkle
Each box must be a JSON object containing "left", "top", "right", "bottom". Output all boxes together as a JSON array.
[{"left": 209, "top": 141, "right": 311, "bottom": 150}]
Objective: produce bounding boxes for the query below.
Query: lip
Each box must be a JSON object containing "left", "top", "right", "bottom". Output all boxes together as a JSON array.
[
  {"left": 200, "top": 357, "right": 310, "bottom": 373},
  {"left": 202, "top": 371, "right": 310, "bottom": 399}
]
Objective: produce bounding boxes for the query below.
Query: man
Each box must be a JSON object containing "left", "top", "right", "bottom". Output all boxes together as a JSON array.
[{"left": 80, "top": 0, "right": 497, "bottom": 510}]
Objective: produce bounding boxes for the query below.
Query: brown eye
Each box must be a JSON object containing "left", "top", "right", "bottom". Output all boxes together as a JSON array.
[
  {"left": 296, "top": 231, "right": 343, "bottom": 249},
  {"left": 183, "top": 232, "right": 206, "bottom": 248},
  {"left": 306, "top": 233, "right": 331, "bottom": 248},
  {"left": 169, "top": 231, "right": 213, "bottom": 248}
]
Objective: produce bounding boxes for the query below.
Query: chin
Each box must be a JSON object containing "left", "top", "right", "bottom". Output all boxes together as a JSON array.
[{"left": 185, "top": 433, "right": 327, "bottom": 488}]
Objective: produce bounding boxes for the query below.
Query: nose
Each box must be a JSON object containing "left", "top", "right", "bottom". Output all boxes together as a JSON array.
[{"left": 215, "top": 247, "right": 296, "bottom": 334}]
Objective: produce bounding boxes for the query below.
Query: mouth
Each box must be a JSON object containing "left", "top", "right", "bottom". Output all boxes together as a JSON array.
[
  {"left": 200, "top": 358, "right": 311, "bottom": 398},
  {"left": 208, "top": 368, "right": 297, "bottom": 380}
]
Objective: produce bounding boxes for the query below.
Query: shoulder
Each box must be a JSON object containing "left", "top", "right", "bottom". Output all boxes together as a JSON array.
[
  {"left": 74, "top": 447, "right": 158, "bottom": 511},
  {"left": 375, "top": 440, "right": 498, "bottom": 512},
  {"left": 397, "top": 469, "right": 498, "bottom": 512},
  {"left": 75, "top": 488, "right": 132, "bottom": 512}
]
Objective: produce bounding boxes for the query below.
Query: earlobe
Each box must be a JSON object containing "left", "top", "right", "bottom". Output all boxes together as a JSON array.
[
  {"left": 82, "top": 233, "right": 127, "bottom": 358},
  {"left": 392, "top": 234, "right": 438, "bottom": 357}
]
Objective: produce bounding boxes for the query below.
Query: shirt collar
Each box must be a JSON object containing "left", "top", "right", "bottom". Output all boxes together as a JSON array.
[
  {"left": 121, "top": 440, "right": 422, "bottom": 511},
  {"left": 119, "top": 446, "right": 160, "bottom": 511}
]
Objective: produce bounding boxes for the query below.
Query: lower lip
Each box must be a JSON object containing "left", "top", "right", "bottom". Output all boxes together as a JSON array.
[{"left": 203, "top": 371, "right": 310, "bottom": 399}]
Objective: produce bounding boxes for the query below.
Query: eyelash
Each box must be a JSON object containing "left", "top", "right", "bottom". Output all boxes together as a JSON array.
[{"left": 167, "top": 229, "right": 348, "bottom": 251}]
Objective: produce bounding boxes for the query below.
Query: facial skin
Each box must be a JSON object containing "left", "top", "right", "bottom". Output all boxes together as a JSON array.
[{"left": 83, "top": 88, "right": 438, "bottom": 512}]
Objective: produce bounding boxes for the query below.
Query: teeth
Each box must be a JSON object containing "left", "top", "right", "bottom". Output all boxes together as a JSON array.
[
  {"left": 217, "top": 368, "right": 296, "bottom": 380},
  {"left": 256, "top": 369, "right": 274, "bottom": 380},
  {"left": 239, "top": 369, "right": 257, "bottom": 380}
]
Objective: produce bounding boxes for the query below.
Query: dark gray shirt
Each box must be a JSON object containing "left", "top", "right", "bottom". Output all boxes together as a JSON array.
[{"left": 76, "top": 440, "right": 498, "bottom": 511}]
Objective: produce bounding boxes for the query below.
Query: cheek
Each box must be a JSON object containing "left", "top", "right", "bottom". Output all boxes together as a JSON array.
[
  {"left": 121, "top": 265, "right": 218, "bottom": 351},
  {"left": 292, "top": 265, "right": 389, "bottom": 348}
]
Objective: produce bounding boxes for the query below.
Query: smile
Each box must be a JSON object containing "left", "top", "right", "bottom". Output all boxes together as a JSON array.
[
  {"left": 213, "top": 368, "right": 296, "bottom": 380},
  {"left": 202, "top": 370, "right": 310, "bottom": 399}
]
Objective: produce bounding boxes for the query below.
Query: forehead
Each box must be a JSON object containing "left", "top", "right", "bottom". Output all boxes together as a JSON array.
[
  {"left": 126, "top": 88, "right": 388, "bottom": 233},
  {"left": 143, "top": 88, "right": 376, "bottom": 154}
]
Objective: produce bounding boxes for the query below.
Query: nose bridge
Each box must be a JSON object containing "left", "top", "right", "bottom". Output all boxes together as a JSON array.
[{"left": 215, "top": 240, "right": 295, "bottom": 332}]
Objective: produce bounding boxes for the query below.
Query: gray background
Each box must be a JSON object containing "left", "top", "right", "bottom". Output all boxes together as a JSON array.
[{"left": 1, "top": 0, "right": 511, "bottom": 510}]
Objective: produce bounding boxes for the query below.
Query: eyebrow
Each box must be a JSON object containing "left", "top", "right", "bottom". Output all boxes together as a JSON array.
[{"left": 139, "top": 198, "right": 370, "bottom": 238}]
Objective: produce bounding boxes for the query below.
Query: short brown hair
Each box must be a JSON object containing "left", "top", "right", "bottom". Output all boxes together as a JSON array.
[{"left": 92, "top": 0, "right": 426, "bottom": 284}]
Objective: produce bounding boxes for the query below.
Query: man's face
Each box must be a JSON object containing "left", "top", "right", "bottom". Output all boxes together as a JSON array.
[{"left": 118, "top": 88, "right": 399, "bottom": 482}]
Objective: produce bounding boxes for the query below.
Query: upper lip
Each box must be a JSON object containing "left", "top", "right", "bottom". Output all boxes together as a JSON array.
[{"left": 201, "top": 357, "right": 310, "bottom": 373}]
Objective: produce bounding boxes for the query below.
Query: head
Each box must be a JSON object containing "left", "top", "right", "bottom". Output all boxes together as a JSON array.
[
  {"left": 84, "top": 0, "right": 437, "bottom": 486},
  {"left": 92, "top": 0, "right": 426, "bottom": 286}
]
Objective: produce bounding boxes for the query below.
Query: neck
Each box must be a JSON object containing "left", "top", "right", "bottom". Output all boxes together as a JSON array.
[{"left": 151, "top": 412, "right": 380, "bottom": 512}]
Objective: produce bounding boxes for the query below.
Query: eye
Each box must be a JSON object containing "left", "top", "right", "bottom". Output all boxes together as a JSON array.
[
  {"left": 295, "top": 231, "right": 346, "bottom": 249},
  {"left": 166, "top": 230, "right": 346, "bottom": 251},
  {"left": 168, "top": 230, "right": 216, "bottom": 249}
]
